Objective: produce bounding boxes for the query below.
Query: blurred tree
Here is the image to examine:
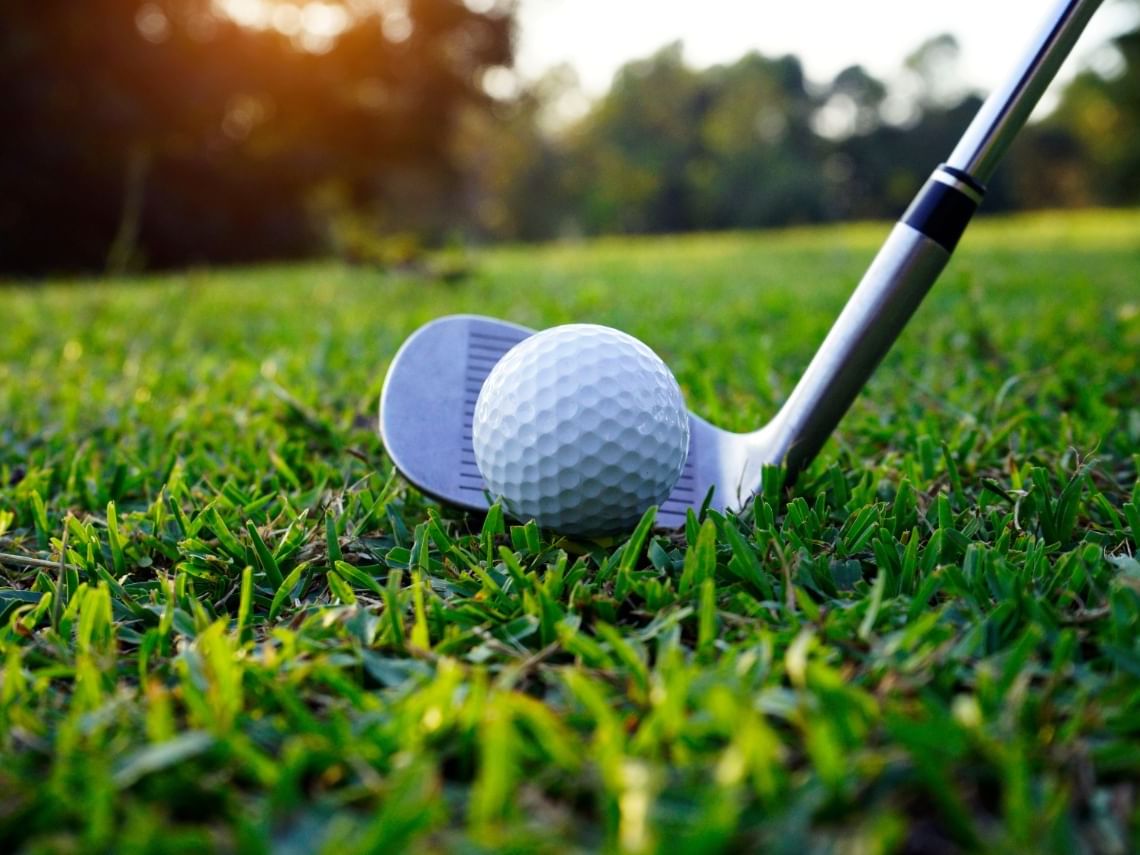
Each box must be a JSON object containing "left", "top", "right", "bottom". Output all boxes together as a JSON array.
[
  {"left": 479, "top": 15, "right": 1140, "bottom": 239},
  {"left": 1033, "top": 21, "right": 1140, "bottom": 205},
  {"left": 0, "top": 0, "right": 513, "bottom": 274},
  {"left": 562, "top": 43, "right": 706, "bottom": 234},
  {"left": 554, "top": 46, "right": 829, "bottom": 236},
  {"left": 827, "top": 65, "right": 888, "bottom": 135},
  {"left": 453, "top": 65, "right": 580, "bottom": 241},
  {"left": 686, "top": 53, "right": 827, "bottom": 228},
  {"left": 904, "top": 33, "right": 968, "bottom": 109}
]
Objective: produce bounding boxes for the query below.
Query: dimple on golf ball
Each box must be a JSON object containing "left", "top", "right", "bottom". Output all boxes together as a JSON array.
[{"left": 472, "top": 323, "right": 690, "bottom": 536}]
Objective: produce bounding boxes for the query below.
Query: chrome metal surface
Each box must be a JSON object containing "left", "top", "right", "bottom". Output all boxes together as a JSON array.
[
  {"left": 763, "top": 224, "right": 950, "bottom": 478},
  {"left": 947, "top": 0, "right": 1104, "bottom": 184},
  {"left": 380, "top": 316, "right": 529, "bottom": 510}
]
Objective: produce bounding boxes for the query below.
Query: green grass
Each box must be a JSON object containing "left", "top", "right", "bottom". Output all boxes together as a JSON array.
[{"left": 1, "top": 209, "right": 1139, "bottom": 853}]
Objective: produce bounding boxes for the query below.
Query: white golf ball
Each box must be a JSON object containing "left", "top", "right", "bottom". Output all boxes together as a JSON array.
[{"left": 473, "top": 324, "right": 689, "bottom": 536}]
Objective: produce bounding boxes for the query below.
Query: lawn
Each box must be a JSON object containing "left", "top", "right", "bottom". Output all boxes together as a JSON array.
[{"left": 1, "top": 209, "right": 1139, "bottom": 853}]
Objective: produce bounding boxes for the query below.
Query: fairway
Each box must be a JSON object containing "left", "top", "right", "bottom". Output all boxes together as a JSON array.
[{"left": 2, "top": 210, "right": 1139, "bottom": 851}]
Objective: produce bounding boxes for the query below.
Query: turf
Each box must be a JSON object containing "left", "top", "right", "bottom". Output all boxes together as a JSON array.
[{"left": 1, "top": 210, "right": 1139, "bottom": 853}]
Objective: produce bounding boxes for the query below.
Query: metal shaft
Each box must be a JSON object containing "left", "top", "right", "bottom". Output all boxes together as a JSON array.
[
  {"left": 948, "top": 0, "right": 1105, "bottom": 184},
  {"left": 768, "top": 0, "right": 1104, "bottom": 479}
]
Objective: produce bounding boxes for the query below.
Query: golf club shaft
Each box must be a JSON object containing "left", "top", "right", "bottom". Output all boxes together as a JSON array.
[
  {"left": 770, "top": 0, "right": 1104, "bottom": 479},
  {"left": 948, "top": 0, "right": 1104, "bottom": 184}
]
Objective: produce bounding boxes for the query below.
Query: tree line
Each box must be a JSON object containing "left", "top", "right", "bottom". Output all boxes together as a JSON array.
[
  {"left": 2, "top": 1, "right": 1137, "bottom": 275},
  {"left": 463, "top": 26, "right": 1140, "bottom": 242}
]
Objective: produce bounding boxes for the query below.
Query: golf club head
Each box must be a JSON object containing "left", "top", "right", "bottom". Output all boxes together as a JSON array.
[{"left": 379, "top": 315, "right": 766, "bottom": 530}]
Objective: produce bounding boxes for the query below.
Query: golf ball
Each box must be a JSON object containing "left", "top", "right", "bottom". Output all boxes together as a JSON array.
[{"left": 473, "top": 324, "right": 689, "bottom": 536}]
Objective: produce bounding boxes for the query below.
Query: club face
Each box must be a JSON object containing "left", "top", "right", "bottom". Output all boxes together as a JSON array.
[{"left": 379, "top": 315, "right": 743, "bottom": 529}]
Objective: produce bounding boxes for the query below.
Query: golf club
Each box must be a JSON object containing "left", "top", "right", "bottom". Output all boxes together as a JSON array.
[{"left": 380, "top": 0, "right": 1103, "bottom": 530}]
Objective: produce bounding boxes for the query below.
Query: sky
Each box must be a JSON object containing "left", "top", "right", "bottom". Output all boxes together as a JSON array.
[{"left": 514, "top": 0, "right": 1137, "bottom": 102}]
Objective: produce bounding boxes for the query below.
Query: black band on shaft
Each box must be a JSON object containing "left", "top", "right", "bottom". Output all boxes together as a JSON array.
[
  {"left": 938, "top": 165, "right": 988, "bottom": 197},
  {"left": 902, "top": 175, "right": 982, "bottom": 253}
]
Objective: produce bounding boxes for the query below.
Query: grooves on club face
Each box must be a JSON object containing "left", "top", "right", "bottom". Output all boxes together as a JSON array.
[
  {"left": 380, "top": 316, "right": 703, "bottom": 531},
  {"left": 459, "top": 324, "right": 700, "bottom": 529}
]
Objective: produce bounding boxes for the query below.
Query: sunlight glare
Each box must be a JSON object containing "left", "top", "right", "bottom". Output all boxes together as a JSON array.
[
  {"left": 301, "top": 3, "right": 350, "bottom": 38},
  {"left": 217, "top": 0, "right": 272, "bottom": 29},
  {"left": 271, "top": 3, "right": 303, "bottom": 37},
  {"left": 215, "top": 0, "right": 354, "bottom": 49}
]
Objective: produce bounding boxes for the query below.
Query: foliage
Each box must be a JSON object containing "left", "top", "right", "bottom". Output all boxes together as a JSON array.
[
  {"left": 8, "top": 1, "right": 1140, "bottom": 275},
  {"left": 0, "top": 0, "right": 512, "bottom": 274},
  {"left": 466, "top": 30, "right": 1140, "bottom": 243},
  {"left": 2, "top": 210, "right": 1139, "bottom": 850},
  {"left": 1036, "top": 20, "right": 1140, "bottom": 207}
]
